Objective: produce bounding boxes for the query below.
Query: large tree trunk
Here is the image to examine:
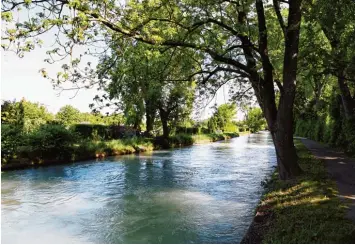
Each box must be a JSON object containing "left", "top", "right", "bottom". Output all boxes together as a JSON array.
[
  {"left": 273, "top": 0, "right": 303, "bottom": 179},
  {"left": 273, "top": 98, "right": 303, "bottom": 179},
  {"left": 247, "top": 0, "right": 303, "bottom": 180},
  {"left": 337, "top": 69, "right": 355, "bottom": 119}
]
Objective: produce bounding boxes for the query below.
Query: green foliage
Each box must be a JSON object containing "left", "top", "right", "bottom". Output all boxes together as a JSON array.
[
  {"left": 23, "top": 124, "right": 78, "bottom": 161},
  {"left": 295, "top": 82, "right": 355, "bottom": 155},
  {"left": 207, "top": 103, "right": 238, "bottom": 133},
  {"left": 73, "top": 124, "right": 111, "bottom": 140},
  {"left": 56, "top": 105, "right": 82, "bottom": 126},
  {"left": 168, "top": 134, "right": 195, "bottom": 148},
  {"left": 1, "top": 99, "right": 54, "bottom": 132},
  {"left": 175, "top": 126, "right": 199, "bottom": 135},
  {"left": 1, "top": 124, "right": 24, "bottom": 163},
  {"left": 245, "top": 107, "right": 266, "bottom": 133}
]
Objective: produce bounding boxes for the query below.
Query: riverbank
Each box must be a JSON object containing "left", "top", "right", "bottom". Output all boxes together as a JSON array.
[
  {"left": 241, "top": 140, "right": 355, "bottom": 243},
  {"left": 1, "top": 132, "right": 239, "bottom": 171}
]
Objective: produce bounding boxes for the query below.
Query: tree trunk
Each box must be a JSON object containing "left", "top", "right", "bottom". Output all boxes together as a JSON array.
[
  {"left": 159, "top": 108, "right": 170, "bottom": 139},
  {"left": 273, "top": 96, "right": 303, "bottom": 180},
  {"left": 337, "top": 69, "right": 355, "bottom": 119},
  {"left": 249, "top": 0, "right": 303, "bottom": 180},
  {"left": 145, "top": 100, "right": 155, "bottom": 136}
]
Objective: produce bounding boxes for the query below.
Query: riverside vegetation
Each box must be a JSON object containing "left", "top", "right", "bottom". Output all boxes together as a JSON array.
[{"left": 1, "top": 99, "right": 245, "bottom": 170}]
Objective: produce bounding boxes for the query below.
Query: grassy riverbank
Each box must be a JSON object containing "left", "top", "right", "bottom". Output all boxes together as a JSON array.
[
  {"left": 1, "top": 132, "right": 239, "bottom": 171},
  {"left": 242, "top": 140, "right": 355, "bottom": 243}
]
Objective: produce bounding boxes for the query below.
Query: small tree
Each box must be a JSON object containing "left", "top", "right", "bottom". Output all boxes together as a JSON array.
[
  {"left": 245, "top": 108, "right": 266, "bottom": 133},
  {"left": 208, "top": 103, "right": 237, "bottom": 132},
  {"left": 56, "top": 105, "right": 82, "bottom": 126}
]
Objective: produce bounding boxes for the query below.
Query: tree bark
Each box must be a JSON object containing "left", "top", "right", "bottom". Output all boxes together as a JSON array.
[
  {"left": 337, "top": 69, "right": 355, "bottom": 119},
  {"left": 249, "top": 0, "right": 303, "bottom": 180},
  {"left": 159, "top": 108, "right": 170, "bottom": 139},
  {"left": 273, "top": 0, "right": 303, "bottom": 179},
  {"left": 145, "top": 100, "right": 155, "bottom": 136}
]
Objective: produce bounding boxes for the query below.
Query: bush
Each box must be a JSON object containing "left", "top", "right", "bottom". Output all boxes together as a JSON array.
[
  {"left": 168, "top": 133, "right": 194, "bottom": 147},
  {"left": 1, "top": 124, "right": 24, "bottom": 163},
  {"left": 73, "top": 124, "right": 111, "bottom": 140},
  {"left": 23, "top": 124, "right": 78, "bottom": 161},
  {"left": 295, "top": 117, "right": 355, "bottom": 155},
  {"left": 175, "top": 126, "right": 199, "bottom": 135},
  {"left": 224, "top": 122, "right": 238, "bottom": 133}
]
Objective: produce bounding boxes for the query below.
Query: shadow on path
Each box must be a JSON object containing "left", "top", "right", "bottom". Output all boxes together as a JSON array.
[{"left": 298, "top": 137, "right": 355, "bottom": 222}]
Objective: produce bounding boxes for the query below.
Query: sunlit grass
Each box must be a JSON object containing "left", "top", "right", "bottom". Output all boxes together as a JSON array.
[
  {"left": 261, "top": 140, "right": 355, "bottom": 243},
  {"left": 192, "top": 132, "right": 239, "bottom": 143},
  {"left": 74, "top": 137, "right": 154, "bottom": 158}
]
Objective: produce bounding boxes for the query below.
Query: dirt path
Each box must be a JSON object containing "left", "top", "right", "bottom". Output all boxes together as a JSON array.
[{"left": 299, "top": 138, "right": 355, "bottom": 222}]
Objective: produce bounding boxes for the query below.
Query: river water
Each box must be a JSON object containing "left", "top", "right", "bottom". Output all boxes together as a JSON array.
[{"left": 1, "top": 132, "right": 276, "bottom": 244}]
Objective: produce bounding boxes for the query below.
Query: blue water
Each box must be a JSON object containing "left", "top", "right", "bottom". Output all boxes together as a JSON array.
[{"left": 1, "top": 132, "right": 276, "bottom": 243}]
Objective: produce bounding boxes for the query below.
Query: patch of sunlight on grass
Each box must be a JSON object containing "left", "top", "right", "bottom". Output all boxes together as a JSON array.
[{"left": 261, "top": 140, "right": 355, "bottom": 244}]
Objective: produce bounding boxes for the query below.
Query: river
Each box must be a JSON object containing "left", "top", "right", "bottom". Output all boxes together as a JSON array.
[{"left": 1, "top": 131, "right": 276, "bottom": 244}]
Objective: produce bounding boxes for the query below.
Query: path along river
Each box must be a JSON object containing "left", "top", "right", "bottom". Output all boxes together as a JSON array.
[{"left": 1, "top": 131, "right": 276, "bottom": 244}]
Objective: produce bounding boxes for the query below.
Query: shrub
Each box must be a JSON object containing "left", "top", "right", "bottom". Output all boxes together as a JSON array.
[
  {"left": 1, "top": 124, "right": 24, "bottom": 163},
  {"left": 73, "top": 124, "right": 111, "bottom": 140},
  {"left": 295, "top": 117, "right": 355, "bottom": 156},
  {"left": 175, "top": 126, "right": 199, "bottom": 135},
  {"left": 23, "top": 124, "right": 78, "bottom": 161},
  {"left": 168, "top": 133, "right": 194, "bottom": 147},
  {"left": 224, "top": 122, "right": 238, "bottom": 133}
]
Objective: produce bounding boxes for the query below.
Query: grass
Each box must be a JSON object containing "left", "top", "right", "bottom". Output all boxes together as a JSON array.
[
  {"left": 74, "top": 137, "right": 154, "bottom": 158},
  {"left": 192, "top": 132, "right": 239, "bottom": 144},
  {"left": 153, "top": 133, "right": 240, "bottom": 149},
  {"left": 259, "top": 140, "right": 355, "bottom": 243}
]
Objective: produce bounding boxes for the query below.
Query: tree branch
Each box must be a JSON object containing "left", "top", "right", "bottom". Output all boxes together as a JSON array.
[{"left": 273, "top": 0, "right": 286, "bottom": 37}]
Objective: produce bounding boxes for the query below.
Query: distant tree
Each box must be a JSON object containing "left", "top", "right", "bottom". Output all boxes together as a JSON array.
[
  {"left": 56, "top": 105, "right": 82, "bottom": 126},
  {"left": 245, "top": 108, "right": 266, "bottom": 133},
  {"left": 1, "top": 99, "right": 54, "bottom": 132},
  {"left": 208, "top": 103, "right": 237, "bottom": 132},
  {"left": 1, "top": 99, "right": 23, "bottom": 125}
]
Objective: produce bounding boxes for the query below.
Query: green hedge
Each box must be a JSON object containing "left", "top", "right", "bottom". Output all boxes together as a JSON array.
[
  {"left": 73, "top": 124, "right": 112, "bottom": 140},
  {"left": 20, "top": 124, "right": 78, "bottom": 161},
  {"left": 295, "top": 117, "right": 355, "bottom": 155}
]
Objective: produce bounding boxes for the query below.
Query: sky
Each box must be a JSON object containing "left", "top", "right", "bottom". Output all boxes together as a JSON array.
[
  {"left": 1, "top": 18, "right": 245, "bottom": 121},
  {"left": 1, "top": 41, "right": 244, "bottom": 120}
]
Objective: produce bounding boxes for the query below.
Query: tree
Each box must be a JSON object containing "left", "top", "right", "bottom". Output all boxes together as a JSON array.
[
  {"left": 306, "top": 0, "right": 355, "bottom": 119},
  {"left": 208, "top": 103, "right": 237, "bottom": 132},
  {"left": 1, "top": 98, "right": 54, "bottom": 132},
  {"left": 245, "top": 107, "right": 266, "bottom": 133},
  {"left": 2, "top": 0, "right": 305, "bottom": 179},
  {"left": 96, "top": 41, "right": 198, "bottom": 138},
  {"left": 56, "top": 105, "right": 82, "bottom": 126},
  {"left": 1, "top": 99, "right": 24, "bottom": 125}
]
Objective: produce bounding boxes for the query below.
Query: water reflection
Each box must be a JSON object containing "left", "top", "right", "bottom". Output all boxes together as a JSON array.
[{"left": 2, "top": 131, "right": 276, "bottom": 244}]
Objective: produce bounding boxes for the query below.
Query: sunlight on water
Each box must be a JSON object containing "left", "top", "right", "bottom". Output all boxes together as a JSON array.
[{"left": 1, "top": 132, "right": 276, "bottom": 244}]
